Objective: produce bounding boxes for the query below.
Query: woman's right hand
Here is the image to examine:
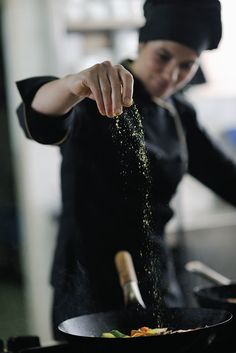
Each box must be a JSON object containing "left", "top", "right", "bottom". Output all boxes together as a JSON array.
[
  {"left": 67, "top": 60, "right": 134, "bottom": 117},
  {"left": 32, "top": 61, "right": 134, "bottom": 117}
]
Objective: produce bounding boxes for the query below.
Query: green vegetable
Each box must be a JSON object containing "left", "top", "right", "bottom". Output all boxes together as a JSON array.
[
  {"left": 110, "top": 330, "right": 129, "bottom": 338},
  {"left": 101, "top": 332, "right": 116, "bottom": 338}
]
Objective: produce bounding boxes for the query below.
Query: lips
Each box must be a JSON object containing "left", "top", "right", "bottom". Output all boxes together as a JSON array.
[
  {"left": 149, "top": 79, "right": 170, "bottom": 97},
  {"left": 155, "top": 78, "right": 170, "bottom": 91}
]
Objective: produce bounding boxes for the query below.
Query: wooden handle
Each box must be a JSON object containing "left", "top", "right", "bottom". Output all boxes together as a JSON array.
[{"left": 114, "top": 250, "right": 138, "bottom": 287}]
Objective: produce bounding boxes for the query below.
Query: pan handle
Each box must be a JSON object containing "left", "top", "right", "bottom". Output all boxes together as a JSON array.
[
  {"left": 185, "top": 261, "right": 232, "bottom": 285},
  {"left": 114, "top": 250, "right": 146, "bottom": 309}
]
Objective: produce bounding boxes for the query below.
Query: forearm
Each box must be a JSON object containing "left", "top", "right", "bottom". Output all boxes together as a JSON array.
[
  {"left": 16, "top": 76, "right": 76, "bottom": 145},
  {"left": 17, "top": 61, "right": 133, "bottom": 122},
  {"left": 31, "top": 75, "right": 83, "bottom": 116}
]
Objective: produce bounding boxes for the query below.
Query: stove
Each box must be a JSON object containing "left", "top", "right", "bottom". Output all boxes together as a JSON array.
[
  {"left": 0, "top": 335, "right": 235, "bottom": 353},
  {"left": 0, "top": 336, "right": 71, "bottom": 353}
]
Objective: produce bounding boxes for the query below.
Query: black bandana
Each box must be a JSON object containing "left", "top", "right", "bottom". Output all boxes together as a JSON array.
[{"left": 139, "top": 0, "right": 222, "bottom": 54}]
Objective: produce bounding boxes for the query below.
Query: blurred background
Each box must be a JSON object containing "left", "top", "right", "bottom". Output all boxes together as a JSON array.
[{"left": 0, "top": 0, "right": 236, "bottom": 345}]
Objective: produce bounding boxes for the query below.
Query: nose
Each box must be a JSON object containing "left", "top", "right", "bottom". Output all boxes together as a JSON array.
[{"left": 162, "top": 61, "right": 179, "bottom": 83}]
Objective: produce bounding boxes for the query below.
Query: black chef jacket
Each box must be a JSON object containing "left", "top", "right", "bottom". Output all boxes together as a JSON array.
[{"left": 16, "top": 60, "right": 236, "bottom": 335}]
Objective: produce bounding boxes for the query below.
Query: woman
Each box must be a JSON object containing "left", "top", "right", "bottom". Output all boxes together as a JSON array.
[{"left": 16, "top": 0, "right": 236, "bottom": 340}]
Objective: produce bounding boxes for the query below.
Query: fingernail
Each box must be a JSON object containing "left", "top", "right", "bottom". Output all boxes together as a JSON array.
[
  {"left": 124, "top": 98, "right": 133, "bottom": 106},
  {"left": 115, "top": 108, "right": 123, "bottom": 116},
  {"left": 106, "top": 110, "right": 112, "bottom": 117}
]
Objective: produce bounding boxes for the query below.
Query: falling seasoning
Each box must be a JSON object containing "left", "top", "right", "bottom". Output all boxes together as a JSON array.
[
  {"left": 112, "top": 103, "right": 153, "bottom": 233},
  {"left": 111, "top": 103, "right": 164, "bottom": 323}
]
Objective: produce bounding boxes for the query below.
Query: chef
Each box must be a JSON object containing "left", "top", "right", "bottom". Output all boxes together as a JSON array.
[{"left": 16, "top": 0, "right": 236, "bottom": 340}]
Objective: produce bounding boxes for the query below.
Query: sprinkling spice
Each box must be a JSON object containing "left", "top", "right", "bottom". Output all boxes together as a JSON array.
[
  {"left": 111, "top": 103, "right": 164, "bottom": 323},
  {"left": 112, "top": 103, "right": 153, "bottom": 233}
]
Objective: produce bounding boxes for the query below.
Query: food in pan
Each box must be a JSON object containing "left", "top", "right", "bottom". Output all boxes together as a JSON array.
[{"left": 101, "top": 325, "right": 201, "bottom": 338}]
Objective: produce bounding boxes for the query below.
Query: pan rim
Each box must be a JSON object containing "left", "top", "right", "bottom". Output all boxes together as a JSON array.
[
  {"left": 58, "top": 307, "right": 233, "bottom": 339},
  {"left": 194, "top": 284, "right": 236, "bottom": 305}
]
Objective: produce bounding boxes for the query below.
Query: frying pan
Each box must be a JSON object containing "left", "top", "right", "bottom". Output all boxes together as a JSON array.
[
  {"left": 58, "top": 252, "right": 232, "bottom": 353},
  {"left": 185, "top": 260, "right": 236, "bottom": 311},
  {"left": 185, "top": 260, "right": 236, "bottom": 350}
]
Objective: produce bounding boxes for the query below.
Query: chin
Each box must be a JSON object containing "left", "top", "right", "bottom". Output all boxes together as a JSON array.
[
  {"left": 161, "top": 90, "right": 175, "bottom": 99},
  {"left": 152, "top": 88, "right": 173, "bottom": 99},
  {"left": 148, "top": 86, "right": 165, "bottom": 98},
  {"left": 147, "top": 82, "right": 174, "bottom": 98}
]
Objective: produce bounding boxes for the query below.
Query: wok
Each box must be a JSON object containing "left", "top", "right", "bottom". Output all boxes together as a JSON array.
[
  {"left": 186, "top": 260, "right": 236, "bottom": 350},
  {"left": 58, "top": 252, "right": 232, "bottom": 353}
]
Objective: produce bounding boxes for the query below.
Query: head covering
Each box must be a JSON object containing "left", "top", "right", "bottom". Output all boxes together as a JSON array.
[{"left": 139, "top": 0, "right": 222, "bottom": 54}]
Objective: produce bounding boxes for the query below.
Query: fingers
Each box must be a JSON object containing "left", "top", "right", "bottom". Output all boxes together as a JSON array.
[
  {"left": 116, "top": 64, "right": 134, "bottom": 108},
  {"left": 108, "top": 65, "right": 123, "bottom": 116},
  {"left": 97, "top": 63, "right": 114, "bottom": 117},
  {"left": 81, "top": 74, "right": 106, "bottom": 116},
  {"left": 81, "top": 61, "right": 134, "bottom": 117}
]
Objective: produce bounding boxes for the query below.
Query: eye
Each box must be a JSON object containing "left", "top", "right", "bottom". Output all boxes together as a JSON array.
[
  {"left": 180, "top": 62, "right": 194, "bottom": 71},
  {"left": 154, "top": 50, "right": 171, "bottom": 63},
  {"left": 158, "top": 52, "right": 170, "bottom": 62}
]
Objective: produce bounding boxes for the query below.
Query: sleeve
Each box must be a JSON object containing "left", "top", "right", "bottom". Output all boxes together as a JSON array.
[
  {"left": 16, "top": 76, "right": 74, "bottom": 145},
  {"left": 184, "top": 106, "right": 236, "bottom": 207}
]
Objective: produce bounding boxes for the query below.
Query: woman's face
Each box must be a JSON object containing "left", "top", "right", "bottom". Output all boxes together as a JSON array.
[{"left": 131, "top": 40, "right": 200, "bottom": 98}]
